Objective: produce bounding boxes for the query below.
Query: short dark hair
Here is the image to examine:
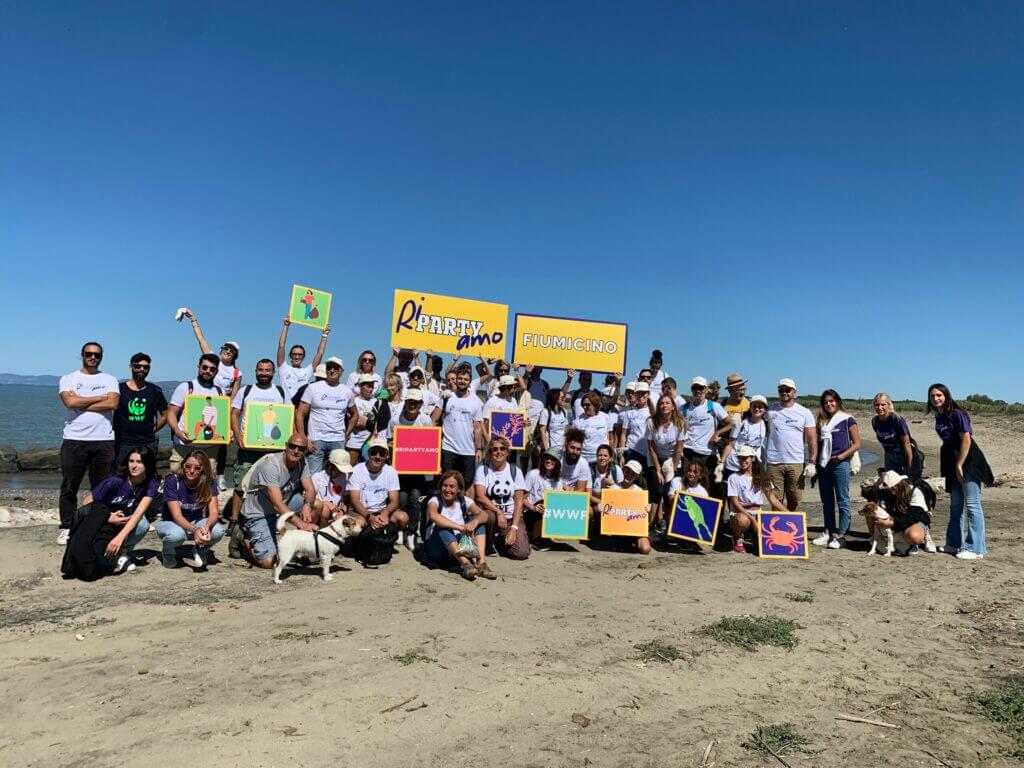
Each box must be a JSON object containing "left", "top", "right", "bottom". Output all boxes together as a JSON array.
[
  {"left": 130, "top": 352, "right": 151, "bottom": 365},
  {"left": 564, "top": 427, "right": 585, "bottom": 446},
  {"left": 81, "top": 341, "right": 103, "bottom": 355},
  {"left": 290, "top": 345, "right": 306, "bottom": 355},
  {"left": 455, "top": 363, "right": 473, "bottom": 376},
  {"left": 200, "top": 353, "right": 220, "bottom": 368},
  {"left": 256, "top": 358, "right": 276, "bottom": 371}
]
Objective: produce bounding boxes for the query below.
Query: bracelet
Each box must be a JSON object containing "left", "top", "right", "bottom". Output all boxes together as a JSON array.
[{"left": 510, "top": 524, "right": 519, "bottom": 531}]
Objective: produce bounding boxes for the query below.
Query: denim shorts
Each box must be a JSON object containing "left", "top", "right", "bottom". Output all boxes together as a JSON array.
[{"left": 242, "top": 514, "right": 277, "bottom": 560}]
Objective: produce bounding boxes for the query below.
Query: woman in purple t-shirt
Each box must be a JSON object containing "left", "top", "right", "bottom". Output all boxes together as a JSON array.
[
  {"left": 813, "top": 390, "right": 860, "bottom": 549},
  {"left": 83, "top": 445, "right": 159, "bottom": 573},
  {"left": 871, "top": 393, "right": 924, "bottom": 477},
  {"left": 927, "top": 384, "right": 993, "bottom": 561},
  {"left": 155, "top": 449, "right": 224, "bottom": 569}
]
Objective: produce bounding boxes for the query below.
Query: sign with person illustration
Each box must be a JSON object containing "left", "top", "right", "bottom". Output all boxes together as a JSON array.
[
  {"left": 541, "top": 490, "right": 590, "bottom": 540},
  {"left": 488, "top": 411, "right": 528, "bottom": 450},
  {"left": 668, "top": 491, "right": 722, "bottom": 546},
  {"left": 512, "top": 313, "right": 628, "bottom": 374},
  {"left": 289, "top": 284, "right": 332, "bottom": 331},
  {"left": 599, "top": 488, "right": 649, "bottom": 537},
  {"left": 183, "top": 394, "right": 231, "bottom": 445},
  {"left": 391, "top": 289, "right": 508, "bottom": 358},
  {"left": 757, "top": 512, "right": 809, "bottom": 559},
  {"left": 392, "top": 426, "right": 442, "bottom": 474},
  {"left": 241, "top": 403, "right": 294, "bottom": 450}
]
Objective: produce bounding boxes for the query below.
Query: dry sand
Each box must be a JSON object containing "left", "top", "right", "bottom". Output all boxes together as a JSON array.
[{"left": 2, "top": 410, "right": 1023, "bottom": 767}]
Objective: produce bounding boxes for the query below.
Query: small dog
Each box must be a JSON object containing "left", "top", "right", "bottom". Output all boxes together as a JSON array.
[
  {"left": 273, "top": 511, "right": 363, "bottom": 583},
  {"left": 859, "top": 502, "right": 900, "bottom": 557}
]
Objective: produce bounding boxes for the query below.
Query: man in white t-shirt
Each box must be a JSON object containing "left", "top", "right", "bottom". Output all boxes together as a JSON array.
[
  {"left": 766, "top": 378, "right": 819, "bottom": 511},
  {"left": 407, "top": 366, "right": 442, "bottom": 423},
  {"left": 349, "top": 438, "right": 407, "bottom": 545},
  {"left": 559, "top": 428, "right": 592, "bottom": 491},
  {"left": 166, "top": 353, "right": 225, "bottom": 473},
  {"left": 440, "top": 365, "right": 485, "bottom": 489},
  {"left": 618, "top": 381, "right": 653, "bottom": 466},
  {"left": 295, "top": 356, "right": 355, "bottom": 475},
  {"left": 57, "top": 341, "right": 120, "bottom": 543},
  {"left": 681, "top": 376, "right": 729, "bottom": 475},
  {"left": 276, "top": 315, "right": 330, "bottom": 401},
  {"left": 391, "top": 390, "right": 437, "bottom": 551}
]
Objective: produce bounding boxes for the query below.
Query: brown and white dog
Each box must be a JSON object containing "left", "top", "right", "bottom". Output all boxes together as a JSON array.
[
  {"left": 859, "top": 502, "right": 898, "bottom": 557},
  {"left": 273, "top": 511, "right": 364, "bottom": 583}
]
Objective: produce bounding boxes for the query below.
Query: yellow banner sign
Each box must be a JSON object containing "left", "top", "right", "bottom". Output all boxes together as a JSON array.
[
  {"left": 512, "top": 313, "right": 628, "bottom": 374},
  {"left": 391, "top": 290, "right": 508, "bottom": 358}
]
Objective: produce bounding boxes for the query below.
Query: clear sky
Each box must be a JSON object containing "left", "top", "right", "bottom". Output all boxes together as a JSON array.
[{"left": 2, "top": 2, "right": 1021, "bottom": 401}]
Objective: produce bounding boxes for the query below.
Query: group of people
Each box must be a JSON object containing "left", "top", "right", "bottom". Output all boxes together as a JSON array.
[{"left": 56, "top": 324, "right": 994, "bottom": 581}]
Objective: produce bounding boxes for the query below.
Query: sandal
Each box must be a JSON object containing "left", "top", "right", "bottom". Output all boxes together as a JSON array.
[{"left": 476, "top": 561, "right": 497, "bottom": 580}]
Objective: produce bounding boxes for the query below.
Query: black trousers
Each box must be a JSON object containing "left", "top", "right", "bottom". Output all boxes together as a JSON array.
[
  {"left": 441, "top": 450, "right": 477, "bottom": 492},
  {"left": 60, "top": 439, "right": 115, "bottom": 529},
  {"left": 399, "top": 474, "right": 431, "bottom": 537}
]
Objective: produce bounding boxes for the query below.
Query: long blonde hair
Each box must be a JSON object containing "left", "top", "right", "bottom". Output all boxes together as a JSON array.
[
  {"left": 385, "top": 373, "right": 404, "bottom": 402},
  {"left": 653, "top": 394, "right": 686, "bottom": 431}
]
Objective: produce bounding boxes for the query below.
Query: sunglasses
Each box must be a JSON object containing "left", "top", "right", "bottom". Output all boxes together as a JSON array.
[
  {"left": 490, "top": 446, "right": 508, "bottom": 453},
  {"left": 639, "top": 375, "right": 651, "bottom": 381},
  {"left": 285, "top": 443, "right": 305, "bottom": 452},
  {"left": 778, "top": 387, "right": 794, "bottom": 393},
  {"left": 369, "top": 449, "right": 388, "bottom": 457},
  {"left": 326, "top": 365, "right": 341, "bottom": 371},
  {"left": 360, "top": 358, "right": 375, "bottom": 363},
  {"left": 83, "top": 352, "right": 102, "bottom": 359},
  {"left": 199, "top": 365, "right": 217, "bottom": 372},
  {"left": 132, "top": 364, "right": 150, "bottom": 370}
]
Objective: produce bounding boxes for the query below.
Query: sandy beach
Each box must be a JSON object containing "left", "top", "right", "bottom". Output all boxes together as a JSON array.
[{"left": 2, "top": 410, "right": 1023, "bottom": 767}]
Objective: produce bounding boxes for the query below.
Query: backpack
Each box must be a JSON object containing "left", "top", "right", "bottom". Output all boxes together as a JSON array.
[
  {"left": 913, "top": 479, "right": 938, "bottom": 512},
  {"left": 682, "top": 401, "right": 718, "bottom": 421},
  {"left": 482, "top": 462, "right": 520, "bottom": 483},
  {"left": 354, "top": 524, "right": 399, "bottom": 567},
  {"left": 187, "top": 380, "right": 224, "bottom": 396},
  {"left": 241, "top": 384, "right": 285, "bottom": 403},
  {"left": 593, "top": 463, "right": 622, "bottom": 488}
]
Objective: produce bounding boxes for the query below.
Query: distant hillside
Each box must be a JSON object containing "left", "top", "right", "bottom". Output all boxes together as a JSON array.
[{"left": 0, "top": 373, "right": 178, "bottom": 389}]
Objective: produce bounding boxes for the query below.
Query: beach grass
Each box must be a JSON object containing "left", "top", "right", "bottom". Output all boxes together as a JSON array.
[
  {"left": 968, "top": 682, "right": 1024, "bottom": 758},
  {"left": 698, "top": 615, "right": 802, "bottom": 651}
]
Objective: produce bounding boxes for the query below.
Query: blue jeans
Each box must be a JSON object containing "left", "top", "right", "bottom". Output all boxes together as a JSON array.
[
  {"left": 308, "top": 439, "right": 345, "bottom": 474},
  {"left": 156, "top": 518, "right": 225, "bottom": 557},
  {"left": 426, "top": 525, "right": 486, "bottom": 565},
  {"left": 817, "top": 459, "right": 851, "bottom": 535},
  {"left": 97, "top": 516, "right": 151, "bottom": 567},
  {"left": 947, "top": 479, "right": 986, "bottom": 554}
]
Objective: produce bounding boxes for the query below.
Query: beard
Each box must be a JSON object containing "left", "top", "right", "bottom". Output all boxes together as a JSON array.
[{"left": 256, "top": 375, "right": 273, "bottom": 387}]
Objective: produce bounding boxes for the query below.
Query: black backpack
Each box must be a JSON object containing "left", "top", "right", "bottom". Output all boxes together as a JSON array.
[{"left": 354, "top": 523, "right": 399, "bottom": 567}]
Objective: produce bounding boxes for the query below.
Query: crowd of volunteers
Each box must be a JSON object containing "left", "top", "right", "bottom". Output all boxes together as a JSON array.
[{"left": 56, "top": 316, "right": 994, "bottom": 580}]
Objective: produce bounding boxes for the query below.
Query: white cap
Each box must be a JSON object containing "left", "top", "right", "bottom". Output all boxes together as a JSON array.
[
  {"left": 661, "top": 458, "right": 675, "bottom": 477},
  {"left": 497, "top": 374, "right": 517, "bottom": 387},
  {"left": 326, "top": 356, "right": 343, "bottom": 367},
  {"left": 367, "top": 437, "right": 389, "bottom": 451},
  {"left": 404, "top": 388, "right": 423, "bottom": 402},
  {"left": 357, "top": 374, "right": 376, "bottom": 385},
  {"left": 691, "top": 376, "right": 708, "bottom": 387},
  {"left": 750, "top": 394, "right": 768, "bottom": 406},
  {"left": 635, "top": 382, "right": 650, "bottom": 393},
  {"left": 625, "top": 381, "right": 637, "bottom": 392},
  {"left": 224, "top": 341, "right": 240, "bottom": 354},
  {"left": 624, "top": 460, "right": 643, "bottom": 476},
  {"left": 409, "top": 365, "right": 426, "bottom": 377},
  {"left": 735, "top": 445, "right": 759, "bottom": 458},
  {"left": 778, "top": 378, "right": 796, "bottom": 389},
  {"left": 327, "top": 449, "right": 353, "bottom": 473},
  {"left": 881, "top": 470, "right": 908, "bottom": 488},
  {"left": 314, "top": 364, "right": 327, "bottom": 378}
]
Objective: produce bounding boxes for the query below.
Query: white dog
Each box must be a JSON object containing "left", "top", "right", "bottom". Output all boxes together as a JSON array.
[
  {"left": 273, "top": 511, "right": 363, "bottom": 583},
  {"left": 859, "top": 502, "right": 902, "bottom": 557}
]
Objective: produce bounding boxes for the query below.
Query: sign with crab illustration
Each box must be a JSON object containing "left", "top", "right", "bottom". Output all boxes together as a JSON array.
[
  {"left": 488, "top": 410, "right": 528, "bottom": 450},
  {"left": 757, "top": 512, "right": 809, "bottom": 559},
  {"left": 667, "top": 491, "right": 722, "bottom": 546}
]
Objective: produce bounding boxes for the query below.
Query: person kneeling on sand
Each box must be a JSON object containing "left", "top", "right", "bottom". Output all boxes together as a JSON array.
[
  {"left": 523, "top": 448, "right": 563, "bottom": 548},
  {"left": 156, "top": 450, "right": 225, "bottom": 569},
  {"left": 424, "top": 470, "right": 495, "bottom": 581},
  {"left": 473, "top": 436, "right": 529, "bottom": 561},
  {"left": 348, "top": 437, "right": 408, "bottom": 543},
  {"left": 868, "top": 470, "right": 930, "bottom": 552},
  {"left": 725, "top": 445, "right": 787, "bottom": 554}
]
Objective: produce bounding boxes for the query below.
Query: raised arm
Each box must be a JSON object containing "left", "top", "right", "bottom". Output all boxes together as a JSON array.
[
  {"left": 184, "top": 310, "right": 213, "bottom": 355},
  {"left": 276, "top": 316, "right": 291, "bottom": 368},
  {"left": 385, "top": 347, "right": 400, "bottom": 376},
  {"left": 311, "top": 326, "right": 330, "bottom": 369}
]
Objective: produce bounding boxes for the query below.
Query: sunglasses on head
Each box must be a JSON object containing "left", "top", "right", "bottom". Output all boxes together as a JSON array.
[{"left": 285, "top": 443, "right": 305, "bottom": 452}]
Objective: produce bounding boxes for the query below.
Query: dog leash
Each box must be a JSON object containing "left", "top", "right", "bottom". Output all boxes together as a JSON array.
[{"left": 313, "top": 529, "right": 347, "bottom": 560}]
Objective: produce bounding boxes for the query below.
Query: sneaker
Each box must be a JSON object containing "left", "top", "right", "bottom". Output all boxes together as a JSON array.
[
  {"left": 217, "top": 474, "right": 226, "bottom": 490},
  {"left": 827, "top": 536, "right": 844, "bottom": 550},
  {"left": 941, "top": 545, "right": 960, "bottom": 555},
  {"left": 733, "top": 540, "right": 747, "bottom": 554},
  {"left": 906, "top": 545, "right": 920, "bottom": 555},
  {"left": 956, "top": 550, "right": 984, "bottom": 561},
  {"left": 404, "top": 533, "right": 417, "bottom": 553},
  {"left": 923, "top": 534, "right": 937, "bottom": 554},
  {"left": 162, "top": 554, "right": 179, "bottom": 568},
  {"left": 57, "top": 528, "right": 70, "bottom": 546},
  {"left": 114, "top": 555, "right": 136, "bottom": 573},
  {"left": 811, "top": 533, "right": 830, "bottom": 547},
  {"left": 182, "top": 549, "right": 206, "bottom": 569}
]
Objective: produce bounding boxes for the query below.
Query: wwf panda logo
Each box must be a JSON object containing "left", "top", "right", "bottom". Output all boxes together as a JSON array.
[{"left": 490, "top": 476, "right": 515, "bottom": 513}]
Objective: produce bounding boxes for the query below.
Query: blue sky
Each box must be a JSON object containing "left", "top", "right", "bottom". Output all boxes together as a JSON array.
[{"left": 2, "top": 2, "right": 1021, "bottom": 401}]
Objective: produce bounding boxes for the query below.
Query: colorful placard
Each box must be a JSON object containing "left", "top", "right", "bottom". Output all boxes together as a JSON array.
[
  {"left": 541, "top": 490, "right": 591, "bottom": 540},
  {"left": 599, "top": 488, "right": 649, "bottom": 537},
  {"left": 392, "top": 426, "right": 442, "bottom": 474},
  {"left": 391, "top": 289, "right": 508, "bottom": 358},
  {"left": 241, "top": 403, "right": 294, "bottom": 450},
  {"left": 488, "top": 410, "right": 528, "bottom": 450},
  {"left": 511, "top": 313, "right": 628, "bottom": 374},
  {"left": 289, "top": 284, "right": 332, "bottom": 331},
  {"left": 183, "top": 394, "right": 231, "bottom": 445},
  {"left": 668, "top": 491, "right": 722, "bottom": 546},
  {"left": 757, "top": 512, "right": 809, "bottom": 559}
]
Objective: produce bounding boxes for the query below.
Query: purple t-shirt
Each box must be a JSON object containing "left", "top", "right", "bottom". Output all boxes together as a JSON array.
[
  {"left": 935, "top": 410, "right": 972, "bottom": 445},
  {"left": 823, "top": 416, "right": 857, "bottom": 457},
  {"left": 872, "top": 414, "right": 910, "bottom": 452},
  {"left": 91, "top": 476, "right": 158, "bottom": 515},
  {"left": 163, "top": 474, "right": 219, "bottom": 521}
]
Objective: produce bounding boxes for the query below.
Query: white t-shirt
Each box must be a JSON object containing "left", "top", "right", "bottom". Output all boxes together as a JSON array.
[
  {"left": 592, "top": 463, "right": 623, "bottom": 493},
  {"left": 426, "top": 494, "right": 478, "bottom": 539},
  {"left": 231, "top": 384, "right": 286, "bottom": 435},
  {"left": 170, "top": 379, "right": 223, "bottom": 445},
  {"left": 681, "top": 400, "right": 728, "bottom": 456},
  {"left": 300, "top": 381, "right": 354, "bottom": 442},
  {"left": 473, "top": 462, "right": 526, "bottom": 519},
  {"left": 539, "top": 408, "right": 571, "bottom": 452},
  {"left": 618, "top": 407, "right": 651, "bottom": 453},
  {"left": 382, "top": 408, "right": 435, "bottom": 441},
  {"left": 280, "top": 364, "right": 313, "bottom": 402},
  {"left": 442, "top": 392, "right": 484, "bottom": 456},
  {"left": 348, "top": 462, "right": 400, "bottom": 513},
  {"left": 766, "top": 403, "right": 815, "bottom": 465},
  {"left": 215, "top": 362, "right": 241, "bottom": 393},
  {"left": 649, "top": 369, "right": 669, "bottom": 402},
  {"left": 59, "top": 371, "right": 119, "bottom": 441},
  {"left": 346, "top": 371, "right": 383, "bottom": 396},
  {"left": 560, "top": 457, "right": 593, "bottom": 490},
  {"left": 347, "top": 396, "right": 377, "bottom": 449},
  {"left": 646, "top": 420, "right": 684, "bottom": 461},
  {"left": 725, "top": 419, "right": 767, "bottom": 472},
  {"left": 524, "top": 469, "right": 562, "bottom": 505},
  {"left": 576, "top": 412, "right": 612, "bottom": 461},
  {"left": 668, "top": 478, "right": 708, "bottom": 498},
  {"left": 310, "top": 469, "right": 347, "bottom": 505},
  {"left": 727, "top": 472, "right": 766, "bottom": 513},
  {"left": 484, "top": 395, "right": 519, "bottom": 413}
]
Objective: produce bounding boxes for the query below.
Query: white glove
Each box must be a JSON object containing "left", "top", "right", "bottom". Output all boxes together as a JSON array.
[
  {"left": 713, "top": 464, "right": 724, "bottom": 484},
  {"left": 803, "top": 462, "right": 817, "bottom": 480},
  {"left": 174, "top": 306, "right": 190, "bottom": 321},
  {"left": 661, "top": 459, "right": 675, "bottom": 478}
]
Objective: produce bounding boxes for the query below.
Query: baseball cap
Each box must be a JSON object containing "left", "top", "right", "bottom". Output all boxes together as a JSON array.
[
  {"left": 881, "top": 470, "right": 908, "bottom": 488},
  {"left": 404, "top": 388, "right": 423, "bottom": 402},
  {"left": 750, "top": 395, "right": 768, "bottom": 406},
  {"left": 497, "top": 374, "right": 517, "bottom": 387},
  {"left": 691, "top": 376, "right": 708, "bottom": 388},
  {"left": 778, "top": 378, "right": 797, "bottom": 389},
  {"left": 327, "top": 449, "right": 353, "bottom": 473},
  {"left": 223, "top": 341, "right": 240, "bottom": 354},
  {"left": 409, "top": 365, "right": 426, "bottom": 377},
  {"left": 357, "top": 374, "right": 376, "bottom": 385},
  {"left": 635, "top": 382, "right": 650, "bottom": 393},
  {"left": 326, "top": 356, "right": 343, "bottom": 368},
  {"left": 735, "top": 445, "right": 759, "bottom": 458},
  {"left": 367, "top": 437, "right": 389, "bottom": 451},
  {"left": 314, "top": 364, "right": 327, "bottom": 378},
  {"left": 624, "top": 460, "right": 643, "bottom": 476},
  {"left": 624, "top": 381, "right": 637, "bottom": 392}
]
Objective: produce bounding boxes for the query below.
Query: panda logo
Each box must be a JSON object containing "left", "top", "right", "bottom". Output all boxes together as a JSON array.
[{"left": 490, "top": 475, "right": 515, "bottom": 514}]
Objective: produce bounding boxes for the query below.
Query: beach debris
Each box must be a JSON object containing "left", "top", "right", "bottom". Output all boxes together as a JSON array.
[
  {"left": 699, "top": 739, "right": 717, "bottom": 767},
  {"left": 380, "top": 695, "right": 418, "bottom": 714},
  {"left": 74, "top": 633, "right": 85, "bottom": 641},
  {"left": 993, "top": 471, "right": 1024, "bottom": 488},
  {"left": 405, "top": 702, "right": 428, "bottom": 713},
  {"left": 137, "top": 669, "right": 149, "bottom": 675},
  {"left": 571, "top": 713, "right": 591, "bottom": 728},
  {"left": 835, "top": 713, "right": 901, "bottom": 729},
  {"left": 281, "top": 725, "right": 303, "bottom": 737}
]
